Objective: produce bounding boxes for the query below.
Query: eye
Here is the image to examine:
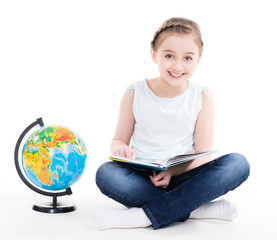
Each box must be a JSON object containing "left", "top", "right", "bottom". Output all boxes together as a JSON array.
[
  {"left": 165, "top": 54, "right": 174, "bottom": 60},
  {"left": 184, "top": 56, "right": 193, "bottom": 61}
]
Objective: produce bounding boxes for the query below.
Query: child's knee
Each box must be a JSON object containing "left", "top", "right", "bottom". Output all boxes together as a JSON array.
[{"left": 223, "top": 153, "right": 250, "bottom": 181}]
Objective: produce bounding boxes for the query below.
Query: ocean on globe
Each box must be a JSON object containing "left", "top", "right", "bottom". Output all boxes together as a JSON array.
[{"left": 22, "top": 125, "right": 87, "bottom": 191}]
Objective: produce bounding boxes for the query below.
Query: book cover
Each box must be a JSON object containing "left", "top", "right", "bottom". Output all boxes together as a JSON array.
[{"left": 109, "top": 151, "right": 216, "bottom": 170}]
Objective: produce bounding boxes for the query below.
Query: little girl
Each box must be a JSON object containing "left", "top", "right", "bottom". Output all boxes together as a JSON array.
[{"left": 95, "top": 17, "right": 250, "bottom": 230}]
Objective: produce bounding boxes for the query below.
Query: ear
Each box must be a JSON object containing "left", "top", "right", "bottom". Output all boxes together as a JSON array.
[{"left": 151, "top": 48, "right": 157, "bottom": 64}]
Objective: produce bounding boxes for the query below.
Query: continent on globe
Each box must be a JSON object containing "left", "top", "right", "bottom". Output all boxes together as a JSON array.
[{"left": 22, "top": 125, "right": 87, "bottom": 191}]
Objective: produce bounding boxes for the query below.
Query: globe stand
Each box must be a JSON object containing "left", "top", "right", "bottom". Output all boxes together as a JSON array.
[
  {"left": 14, "top": 118, "right": 76, "bottom": 214},
  {"left": 33, "top": 192, "right": 75, "bottom": 214}
]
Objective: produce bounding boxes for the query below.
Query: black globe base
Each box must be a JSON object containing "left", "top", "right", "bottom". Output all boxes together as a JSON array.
[
  {"left": 33, "top": 202, "right": 75, "bottom": 214},
  {"left": 32, "top": 192, "right": 75, "bottom": 214}
]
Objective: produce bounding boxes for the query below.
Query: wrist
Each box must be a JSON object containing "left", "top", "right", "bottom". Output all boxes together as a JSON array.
[
  {"left": 168, "top": 163, "right": 189, "bottom": 176},
  {"left": 166, "top": 167, "right": 176, "bottom": 177}
]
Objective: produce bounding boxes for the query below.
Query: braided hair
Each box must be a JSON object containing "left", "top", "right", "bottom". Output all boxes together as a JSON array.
[{"left": 150, "top": 17, "right": 203, "bottom": 56}]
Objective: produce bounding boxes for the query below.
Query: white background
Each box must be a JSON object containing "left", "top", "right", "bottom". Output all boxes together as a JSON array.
[{"left": 1, "top": 0, "right": 276, "bottom": 239}]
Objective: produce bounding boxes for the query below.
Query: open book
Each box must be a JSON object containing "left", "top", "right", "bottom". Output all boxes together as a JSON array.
[{"left": 108, "top": 151, "right": 216, "bottom": 170}]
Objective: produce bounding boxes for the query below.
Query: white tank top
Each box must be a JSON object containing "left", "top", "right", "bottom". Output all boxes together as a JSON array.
[{"left": 130, "top": 79, "right": 204, "bottom": 161}]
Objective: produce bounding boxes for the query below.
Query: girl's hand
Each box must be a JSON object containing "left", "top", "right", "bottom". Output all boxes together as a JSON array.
[
  {"left": 149, "top": 170, "right": 173, "bottom": 189},
  {"left": 112, "top": 146, "right": 136, "bottom": 160}
]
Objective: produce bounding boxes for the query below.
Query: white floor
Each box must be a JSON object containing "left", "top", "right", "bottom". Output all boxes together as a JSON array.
[{"left": 1, "top": 182, "right": 276, "bottom": 240}]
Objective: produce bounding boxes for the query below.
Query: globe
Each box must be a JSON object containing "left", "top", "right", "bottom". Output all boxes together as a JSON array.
[{"left": 22, "top": 125, "right": 87, "bottom": 191}]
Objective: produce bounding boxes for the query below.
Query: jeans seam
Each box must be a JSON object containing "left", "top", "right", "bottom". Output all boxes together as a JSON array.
[{"left": 142, "top": 205, "right": 158, "bottom": 229}]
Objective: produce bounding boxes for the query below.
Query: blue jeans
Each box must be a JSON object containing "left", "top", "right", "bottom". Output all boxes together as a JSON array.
[{"left": 95, "top": 153, "right": 250, "bottom": 229}]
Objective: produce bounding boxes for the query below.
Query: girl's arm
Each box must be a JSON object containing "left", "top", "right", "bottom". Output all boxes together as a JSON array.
[
  {"left": 110, "top": 87, "right": 136, "bottom": 159},
  {"left": 171, "top": 89, "right": 214, "bottom": 176},
  {"left": 193, "top": 89, "right": 214, "bottom": 157}
]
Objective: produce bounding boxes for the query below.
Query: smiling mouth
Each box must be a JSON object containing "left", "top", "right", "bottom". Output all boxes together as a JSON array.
[{"left": 168, "top": 71, "right": 185, "bottom": 78}]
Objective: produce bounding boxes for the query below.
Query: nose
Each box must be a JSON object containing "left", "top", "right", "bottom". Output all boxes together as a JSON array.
[{"left": 172, "top": 59, "right": 183, "bottom": 71}]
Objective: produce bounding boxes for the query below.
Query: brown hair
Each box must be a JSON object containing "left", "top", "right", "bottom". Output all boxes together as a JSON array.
[{"left": 150, "top": 17, "right": 203, "bottom": 56}]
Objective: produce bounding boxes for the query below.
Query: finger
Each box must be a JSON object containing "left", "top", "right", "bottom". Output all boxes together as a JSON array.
[
  {"left": 152, "top": 170, "right": 157, "bottom": 178},
  {"left": 124, "top": 148, "right": 134, "bottom": 159},
  {"left": 125, "top": 149, "right": 131, "bottom": 159},
  {"left": 153, "top": 180, "right": 168, "bottom": 188},
  {"left": 127, "top": 149, "right": 136, "bottom": 160},
  {"left": 150, "top": 177, "right": 168, "bottom": 188},
  {"left": 120, "top": 149, "right": 126, "bottom": 158},
  {"left": 130, "top": 150, "right": 136, "bottom": 160},
  {"left": 124, "top": 148, "right": 132, "bottom": 159},
  {"left": 153, "top": 171, "right": 166, "bottom": 181},
  {"left": 155, "top": 179, "right": 169, "bottom": 188},
  {"left": 149, "top": 174, "right": 160, "bottom": 185},
  {"left": 113, "top": 149, "right": 121, "bottom": 157},
  {"left": 150, "top": 176, "right": 160, "bottom": 187}
]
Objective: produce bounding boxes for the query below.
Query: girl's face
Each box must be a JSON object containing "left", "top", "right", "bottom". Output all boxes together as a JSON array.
[{"left": 151, "top": 33, "right": 200, "bottom": 88}]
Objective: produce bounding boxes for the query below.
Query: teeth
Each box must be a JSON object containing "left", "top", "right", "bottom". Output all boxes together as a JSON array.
[{"left": 170, "top": 72, "right": 183, "bottom": 77}]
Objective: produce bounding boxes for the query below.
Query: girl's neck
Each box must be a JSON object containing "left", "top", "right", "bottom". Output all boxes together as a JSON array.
[{"left": 147, "top": 77, "right": 189, "bottom": 98}]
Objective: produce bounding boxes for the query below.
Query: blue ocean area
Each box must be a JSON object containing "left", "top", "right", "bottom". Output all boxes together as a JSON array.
[{"left": 46, "top": 144, "right": 86, "bottom": 190}]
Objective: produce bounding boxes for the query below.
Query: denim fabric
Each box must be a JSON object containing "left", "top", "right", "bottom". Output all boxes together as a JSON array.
[{"left": 95, "top": 153, "right": 250, "bottom": 230}]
